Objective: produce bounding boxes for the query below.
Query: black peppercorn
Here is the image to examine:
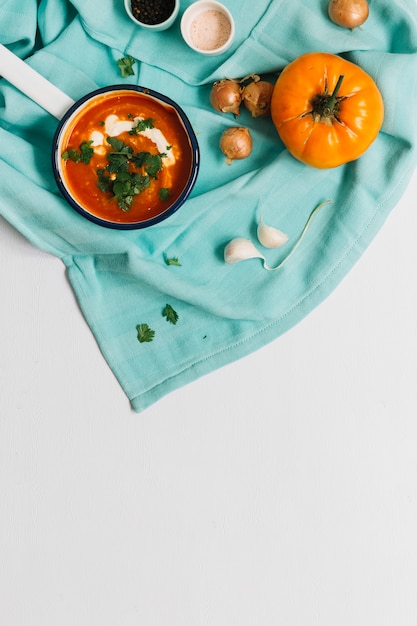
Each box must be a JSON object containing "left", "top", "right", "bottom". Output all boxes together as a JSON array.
[{"left": 130, "top": 0, "right": 175, "bottom": 25}]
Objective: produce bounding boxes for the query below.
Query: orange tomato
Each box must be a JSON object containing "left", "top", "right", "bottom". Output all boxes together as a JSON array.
[{"left": 270, "top": 52, "right": 384, "bottom": 169}]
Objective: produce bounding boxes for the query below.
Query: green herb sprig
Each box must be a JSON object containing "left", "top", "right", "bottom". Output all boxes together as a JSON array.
[
  {"left": 97, "top": 136, "right": 167, "bottom": 211},
  {"left": 62, "top": 140, "right": 94, "bottom": 164},
  {"left": 136, "top": 303, "right": 179, "bottom": 344},
  {"left": 136, "top": 323, "right": 155, "bottom": 343},
  {"left": 129, "top": 118, "right": 155, "bottom": 135},
  {"left": 117, "top": 55, "right": 136, "bottom": 77},
  {"left": 164, "top": 255, "right": 182, "bottom": 266},
  {"left": 162, "top": 304, "right": 179, "bottom": 325}
]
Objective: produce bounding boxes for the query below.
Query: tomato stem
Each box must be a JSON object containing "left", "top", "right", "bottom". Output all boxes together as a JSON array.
[{"left": 326, "top": 74, "right": 344, "bottom": 113}]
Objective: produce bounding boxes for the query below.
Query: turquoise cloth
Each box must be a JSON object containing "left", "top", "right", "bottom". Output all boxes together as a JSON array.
[{"left": 1, "top": 0, "right": 417, "bottom": 412}]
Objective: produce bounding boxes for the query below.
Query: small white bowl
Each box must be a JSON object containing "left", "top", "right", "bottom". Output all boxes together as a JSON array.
[
  {"left": 180, "top": 0, "right": 235, "bottom": 56},
  {"left": 124, "top": 0, "right": 180, "bottom": 31}
]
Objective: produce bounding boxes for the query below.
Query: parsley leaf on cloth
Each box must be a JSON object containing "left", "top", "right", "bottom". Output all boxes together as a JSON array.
[
  {"left": 116, "top": 55, "right": 136, "bottom": 77},
  {"left": 164, "top": 256, "right": 182, "bottom": 266},
  {"left": 162, "top": 304, "right": 179, "bottom": 325},
  {"left": 136, "top": 323, "right": 155, "bottom": 343}
]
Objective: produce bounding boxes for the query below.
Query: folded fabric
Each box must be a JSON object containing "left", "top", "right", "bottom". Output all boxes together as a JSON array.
[{"left": 1, "top": 0, "right": 416, "bottom": 412}]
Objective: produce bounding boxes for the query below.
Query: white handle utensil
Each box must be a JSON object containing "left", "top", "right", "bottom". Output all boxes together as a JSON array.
[{"left": 0, "top": 43, "right": 75, "bottom": 120}]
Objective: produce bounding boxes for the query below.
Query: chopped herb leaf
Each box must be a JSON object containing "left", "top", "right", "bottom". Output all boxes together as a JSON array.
[
  {"left": 106, "top": 152, "right": 130, "bottom": 173},
  {"left": 62, "top": 148, "right": 79, "bottom": 162},
  {"left": 131, "top": 151, "right": 149, "bottom": 168},
  {"left": 94, "top": 137, "right": 167, "bottom": 212},
  {"left": 145, "top": 153, "right": 164, "bottom": 178},
  {"left": 112, "top": 172, "right": 150, "bottom": 211},
  {"left": 162, "top": 304, "right": 179, "bottom": 325},
  {"left": 117, "top": 55, "right": 136, "bottom": 78},
  {"left": 96, "top": 168, "right": 112, "bottom": 192},
  {"left": 106, "top": 137, "right": 133, "bottom": 155},
  {"left": 62, "top": 140, "right": 94, "bottom": 164},
  {"left": 164, "top": 256, "right": 182, "bottom": 266},
  {"left": 136, "top": 323, "right": 155, "bottom": 343},
  {"left": 159, "top": 187, "right": 171, "bottom": 201},
  {"left": 129, "top": 117, "right": 155, "bottom": 135},
  {"left": 79, "top": 141, "right": 94, "bottom": 163}
]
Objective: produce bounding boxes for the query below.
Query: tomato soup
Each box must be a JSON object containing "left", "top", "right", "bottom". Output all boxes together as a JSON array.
[{"left": 56, "top": 89, "right": 197, "bottom": 226}]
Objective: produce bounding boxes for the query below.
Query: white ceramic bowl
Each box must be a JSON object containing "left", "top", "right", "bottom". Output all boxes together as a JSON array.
[
  {"left": 180, "top": 0, "right": 235, "bottom": 56},
  {"left": 124, "top": 0, "right": 180, "bottom": 31}
]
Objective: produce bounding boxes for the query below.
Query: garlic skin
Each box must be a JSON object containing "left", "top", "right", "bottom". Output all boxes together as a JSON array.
[
  {"left": 242, "top": 80, "right": 274, "bottom": 118},
  {"left": 224, "top": 238, "right": 265, "bottom": 265},
  {"left": 257, "top": 215, "right": 288, "bottom": 249}
]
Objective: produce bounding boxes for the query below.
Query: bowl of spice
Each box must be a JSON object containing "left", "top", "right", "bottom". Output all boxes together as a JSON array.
[
  {"left": 124, "top": 0, "right": 180, "bottom": 31},
  {"left": 180, "top": 0, "right": 235, "bottom": 56}
]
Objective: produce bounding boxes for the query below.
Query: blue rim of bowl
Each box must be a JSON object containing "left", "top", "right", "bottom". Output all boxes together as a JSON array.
[{"left": 52, "top": 84, "right": 200, "bottom": 230}]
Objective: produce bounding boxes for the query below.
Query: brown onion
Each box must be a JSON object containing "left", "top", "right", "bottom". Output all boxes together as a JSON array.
[
  {"left": 220, "top": 127, "right": 253, "bottom": 165},
  {"left": 210, "top": 79, "right": 242, "bottom": 116},
  {"left": 328, "top": 0, "right": 369, "bottom": 29},
  {"left": 242, "top": 80, "right": 274, "bottom": 117}
]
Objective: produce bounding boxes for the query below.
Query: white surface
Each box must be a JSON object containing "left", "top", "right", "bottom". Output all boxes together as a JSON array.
[{"left": 1, "top": 167, "right": 417, "bottom": 625}]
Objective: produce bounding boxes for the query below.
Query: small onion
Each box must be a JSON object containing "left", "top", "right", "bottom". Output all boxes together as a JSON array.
[
  {"left": 242, "top": 80, "right": 274, "bottom": 118},
  {"left": 210, "top": 79, "right": 242, "bottom": 116},
  {"left": 220, "top": 127, "right": 253, "bottom": 165},
  {"left": 328, "top": 0, "right": 369, "bottom": 29}
]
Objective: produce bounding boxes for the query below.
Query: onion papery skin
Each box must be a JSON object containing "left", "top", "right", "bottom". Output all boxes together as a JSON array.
[
  {"left": 328, "top": 0, "right": 369, "bottom": 29},
  {"left": 220, "top": 127, "right": 253, "bottom": 164},
  {"left": 242, "top": 81, "right": 274, "bottom": 117},
  {"left": 210, "top": 80, "right": 242, "bottom": 116}
]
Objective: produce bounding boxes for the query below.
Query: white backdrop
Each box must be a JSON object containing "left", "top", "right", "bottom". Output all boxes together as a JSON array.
[{"left": 1, "top": 165, "right": 417, "bottom": 625}]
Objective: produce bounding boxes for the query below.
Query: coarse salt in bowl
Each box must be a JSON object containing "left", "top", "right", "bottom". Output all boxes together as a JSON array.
[
  {"left": 180, "top": 0, "right": 235, "bottom": 56},
  {"left": 124, "top": 0, "right": 180, "bottom": 31}
]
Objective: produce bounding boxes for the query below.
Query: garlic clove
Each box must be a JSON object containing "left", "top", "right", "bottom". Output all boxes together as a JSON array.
[
  {"left": 224, "top": 237, "right": 265, "bottom": 265},
  {"left": 257, "top": 214, "right": 289, "bottom": 249}
]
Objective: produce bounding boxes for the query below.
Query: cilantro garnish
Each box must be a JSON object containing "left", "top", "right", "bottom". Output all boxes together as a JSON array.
[
  {"left": 95, "top": 137, "right": 165, "bottom": 211},
  {"left": 62, "top": 140, "right": 94, "bottom": 164},
  {"left": 113, "top": 172, "right": 151, "bottom": 211},
  {"left": 162, "top": 304, "right": 179, "bottom": 325},
  {"left": 62, "top": 132, "right": 168, "bottom": 213},
  {"left": 136, "top": 323, "right": 155, "bottom": 343},
  {"left": 159, "top": 188, "right": 171, "bottom": 202},
  {"left": 129, "top": 118, "right": 155, "bottom": 135},
  {"left": 145, "top": 153, "right": 165, "bottom": 178},
  {"left": 117, "top": 55, "right": 136, "bottom": 77}
]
